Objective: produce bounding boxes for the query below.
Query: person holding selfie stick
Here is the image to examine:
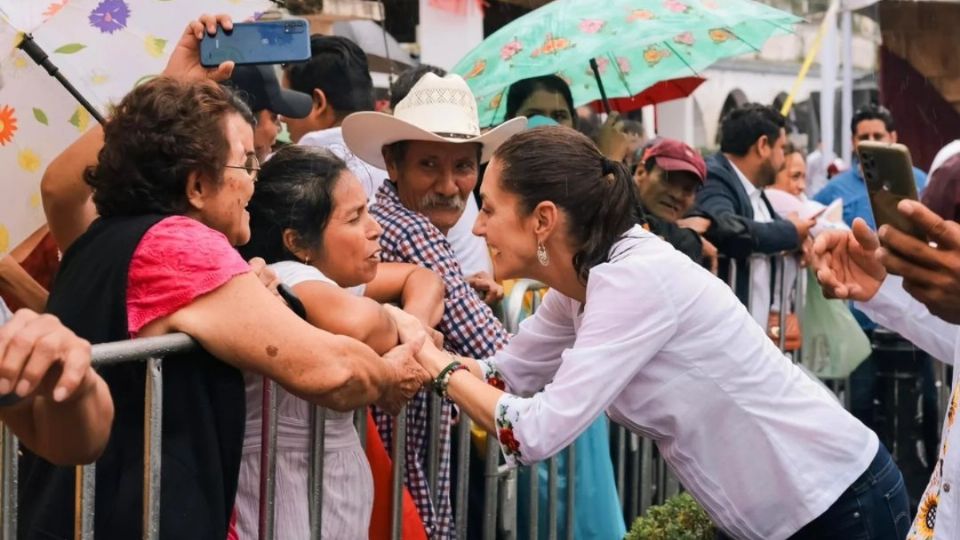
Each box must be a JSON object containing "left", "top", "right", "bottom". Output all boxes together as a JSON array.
[{"left": 814, "top": 200, "right": 960, "bottom": 539}]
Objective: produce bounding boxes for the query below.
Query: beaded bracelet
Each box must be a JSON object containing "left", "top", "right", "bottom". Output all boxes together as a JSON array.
[{"left": 434, "top": 359, "right": 469, "bottom": 398}]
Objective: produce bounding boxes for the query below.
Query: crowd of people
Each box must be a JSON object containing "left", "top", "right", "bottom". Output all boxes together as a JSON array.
[{"left": 2, "top": 10, "right": 960, "bottom": 540}]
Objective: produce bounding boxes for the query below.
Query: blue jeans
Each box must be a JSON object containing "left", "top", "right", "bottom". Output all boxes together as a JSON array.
[{"left": 790, "top": 443, "right": 910, "bottom": 539}]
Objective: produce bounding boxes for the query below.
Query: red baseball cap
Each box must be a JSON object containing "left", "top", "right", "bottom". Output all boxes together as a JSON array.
[{"left": 642, "top": 138, "right": 706, "bottom": 183}]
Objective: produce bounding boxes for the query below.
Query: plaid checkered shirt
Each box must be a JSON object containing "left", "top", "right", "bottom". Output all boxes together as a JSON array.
[{"left": 370, "top": 180, "right": 509, "bottom": 539}]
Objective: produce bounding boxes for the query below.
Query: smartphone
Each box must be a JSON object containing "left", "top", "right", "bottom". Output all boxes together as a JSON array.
[
  {"left": 200, "top": 19, "right": 311, "bottom": 68},
  {"left": 277, "top": 283, "right": 307, "bottom": 320},
  {"left": 857, "top": 141, "right": 925, "bottom": 239}
]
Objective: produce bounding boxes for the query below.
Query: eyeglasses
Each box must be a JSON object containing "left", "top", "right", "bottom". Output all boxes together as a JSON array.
[{"left": 224, "top": 154, "right": 261, "bottom": 181}]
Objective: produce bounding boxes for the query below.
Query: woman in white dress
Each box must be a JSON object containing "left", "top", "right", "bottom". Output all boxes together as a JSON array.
[
  {"left": 236, "top": 145, "right": 444, "bottom": 539},
  {"left": 387, "top": 126, "right": 910, "bottom": 540}
]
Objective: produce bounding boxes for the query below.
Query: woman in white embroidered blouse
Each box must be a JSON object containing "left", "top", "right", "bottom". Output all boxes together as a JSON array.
[{"left": 388, "top": 126, "right": 910, "bottom": 540}]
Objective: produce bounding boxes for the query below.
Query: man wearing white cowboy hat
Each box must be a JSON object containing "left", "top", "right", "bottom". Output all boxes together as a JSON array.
[{"left": 342, "top": 72, "right": 526, "bottom": 538}]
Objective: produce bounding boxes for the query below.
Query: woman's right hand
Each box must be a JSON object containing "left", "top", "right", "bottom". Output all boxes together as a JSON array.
[
  {"left": 376, "top": 336, "right": 429, "bottom": 415},
  {"left": 813, "top": 218, "right": 887, "bottom": 301},
  {"left": 162, "top": 14, "right": 236, "bottom": 82}
]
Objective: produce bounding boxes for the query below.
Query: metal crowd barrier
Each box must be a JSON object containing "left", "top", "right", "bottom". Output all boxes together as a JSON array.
[
  {"left": 0, "top": 331, "right": 474, "bottom": 540},
  {"left": 0, "top": 255, "right": 819, "bottom": 540}
]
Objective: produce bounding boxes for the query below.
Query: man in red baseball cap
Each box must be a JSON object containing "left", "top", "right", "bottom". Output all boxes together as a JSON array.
[
  {"left": 633, "top": 138, "right": 717, "bottom": 272},
  {"left": 635, "top": 138, "right": 706, "bottom": 222}
]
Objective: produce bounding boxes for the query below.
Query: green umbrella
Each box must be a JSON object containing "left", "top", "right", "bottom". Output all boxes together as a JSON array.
[{"left": 451, "top": 0, "right": 801, "bottom": 127}]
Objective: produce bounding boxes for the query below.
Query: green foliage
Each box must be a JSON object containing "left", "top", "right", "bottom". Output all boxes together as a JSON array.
[{"left": 625, "top": 493, "right": 715, "bottom": 540}]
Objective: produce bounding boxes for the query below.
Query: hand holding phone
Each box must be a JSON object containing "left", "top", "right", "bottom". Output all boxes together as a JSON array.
[
  {"left": 200, "top": 19, "right": 311, "bottom": 67},
  {"left": 857, "top": 141, "right": 925, "bottom": 239}
]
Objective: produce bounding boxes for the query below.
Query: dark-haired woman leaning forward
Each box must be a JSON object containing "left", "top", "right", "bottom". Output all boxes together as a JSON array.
[{"left": 387, "top": 126, "right": 910, "bottom": 540}]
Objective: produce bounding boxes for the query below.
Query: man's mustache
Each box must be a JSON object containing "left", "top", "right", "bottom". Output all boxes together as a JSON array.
[{"left": 420, "top": 193, "right": 466, "bottom": 211}]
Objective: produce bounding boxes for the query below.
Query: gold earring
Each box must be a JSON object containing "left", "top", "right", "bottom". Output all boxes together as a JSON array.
[{"left": 537, "top": 242, "right": 549, "bottom": 266}]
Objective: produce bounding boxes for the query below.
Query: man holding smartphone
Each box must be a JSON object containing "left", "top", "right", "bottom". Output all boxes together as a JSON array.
[
  {"left": 814, "top": 104, "right": 928, "bottom": 230},
  {"left": 813, "top": 104, "right": 937, "bottom": 481},
  {"left": 814, "top": 200, "right": 960, "bottom": 539}
]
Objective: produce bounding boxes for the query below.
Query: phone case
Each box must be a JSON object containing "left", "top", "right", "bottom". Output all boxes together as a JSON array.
[
  {"left": 200, "top": 19, "right": 311, "bottom": 67},
  {"left": 857, "top": 141, "right": 925, "bottom": 239}
]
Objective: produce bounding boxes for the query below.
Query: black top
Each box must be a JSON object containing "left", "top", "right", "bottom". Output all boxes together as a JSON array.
[
  {"left": 642, "top": 207, "right": 705, "bottom": 267},
  {"left": 20, "top": 215, "right": 245, "bottom": 540}
]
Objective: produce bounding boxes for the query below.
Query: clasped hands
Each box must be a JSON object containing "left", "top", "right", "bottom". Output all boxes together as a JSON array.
[{"left": 371, "top": 306, "right": 449, "bottom": 415}]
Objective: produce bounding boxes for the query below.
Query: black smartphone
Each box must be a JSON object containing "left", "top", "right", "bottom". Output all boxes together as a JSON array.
[
  {"left": 857, "top": 141, "right": 925, "bottom": 239},
  {"left": 277, "top": 283, "right": 307, "bottom": 320},
  {"left": 200, "top": 19, "right": 311, "bottom": 67}
]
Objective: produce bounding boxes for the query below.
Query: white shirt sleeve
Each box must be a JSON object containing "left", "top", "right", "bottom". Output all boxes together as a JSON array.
[
  {"left": 856, "top": 275, "right": 959, "bottom": 364},
  {"left": 493, "top": 260, "right": 678, "bottom": 466},
  {"left": 270, "top": 260, "right": 333, "bottom": 288},
  {"left": 480, "top": 289, "right": 577, "bottom": 396}
]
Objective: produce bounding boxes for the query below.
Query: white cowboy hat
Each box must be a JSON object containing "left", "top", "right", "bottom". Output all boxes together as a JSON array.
[{"left": 341, "top": 72, "right": 527, "bottom": 169}]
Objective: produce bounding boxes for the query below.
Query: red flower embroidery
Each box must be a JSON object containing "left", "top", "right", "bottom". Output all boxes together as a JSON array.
[
  {"left": 499, "top": 428, "right": 521, "bottom": 455},
  {"left": 487, "top": 375, "right": 506, "bottom": 390}
]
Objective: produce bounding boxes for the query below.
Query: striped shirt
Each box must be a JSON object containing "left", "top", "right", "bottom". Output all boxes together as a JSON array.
[{"left": 370, "top": 180, "right": 509, "bottom": 538}]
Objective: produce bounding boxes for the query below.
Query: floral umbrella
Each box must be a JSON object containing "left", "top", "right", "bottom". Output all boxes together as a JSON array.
[
  {"left": 0, "top": 0, "right": 272, "bottom": 255},
  {"left": 451, "top": 0, "right": 801, "bottom": 127}
]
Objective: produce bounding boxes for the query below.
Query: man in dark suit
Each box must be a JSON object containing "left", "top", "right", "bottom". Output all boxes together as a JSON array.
[{"left": 691, "top": 104, "right": 814, "bottom": 324}]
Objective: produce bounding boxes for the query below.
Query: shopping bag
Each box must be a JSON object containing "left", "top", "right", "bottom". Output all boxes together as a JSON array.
[{"left": 800, "top": 268, "right": 872, "bottom": 379}]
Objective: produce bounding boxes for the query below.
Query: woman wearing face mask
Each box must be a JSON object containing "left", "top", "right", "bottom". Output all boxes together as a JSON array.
[
  {"left": 236, "top": 145, "right": 444, "bottom": 539},
  {"left": 505, "top": 75, "right": 629, "bottom": 162},
  {"left": 389, "top": 126, "right": 911, "bottom": 540}
]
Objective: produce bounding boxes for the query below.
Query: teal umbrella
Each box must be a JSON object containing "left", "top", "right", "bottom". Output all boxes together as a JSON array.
[{"left": 451, "top": 0, "right": 801, "bottom": 127}]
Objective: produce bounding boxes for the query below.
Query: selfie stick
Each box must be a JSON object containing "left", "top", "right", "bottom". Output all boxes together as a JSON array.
[{"left": 18, "top": 34, "right": 107, "bottom": 125}]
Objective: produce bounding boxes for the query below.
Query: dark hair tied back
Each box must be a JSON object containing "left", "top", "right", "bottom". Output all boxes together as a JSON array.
[
  {"left": 601, "top": 158, "right": 617, "bottom": 177},
  {"left": 494, "top": 126, "right": 641, "bottom": 283}
]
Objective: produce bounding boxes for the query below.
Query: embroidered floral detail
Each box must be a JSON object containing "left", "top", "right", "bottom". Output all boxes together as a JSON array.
[
  {"left": 486, "top": 368, "right": 506, "bottom": 391},
  {"left": 915, "top": 492, "right": 938, "bottom": 536},
  {"left": 495, "top": 397, "right": 522, "bottom": 460},
  {"left": 948, "top": 386, "right": 958, "bottom": 426},
  {"left": 478, "top": 360, "right": 507, "bottom": 391},
  {"left": 499, "top": 427, "right": 520, "bottom": 454}
]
